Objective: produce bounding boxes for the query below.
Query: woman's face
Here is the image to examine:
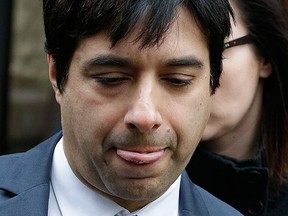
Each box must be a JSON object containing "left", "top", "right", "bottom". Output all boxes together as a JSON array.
[{"left": 201, "top": 2, "right": 272, "bottom": 158}]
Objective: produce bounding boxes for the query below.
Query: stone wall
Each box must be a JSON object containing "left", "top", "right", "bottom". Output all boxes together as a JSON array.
[{"left": 7, "top": 0, "right": 60, "bottom": 153}]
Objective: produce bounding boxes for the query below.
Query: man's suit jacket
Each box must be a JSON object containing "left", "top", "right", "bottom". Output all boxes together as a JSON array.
[{"left": 0, "top": 132, "right": 242, "bottom": 216}]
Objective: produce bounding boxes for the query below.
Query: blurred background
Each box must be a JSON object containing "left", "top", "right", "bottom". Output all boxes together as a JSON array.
[{"left": 0, "top": 0, "right": 60, "bottom": 154}]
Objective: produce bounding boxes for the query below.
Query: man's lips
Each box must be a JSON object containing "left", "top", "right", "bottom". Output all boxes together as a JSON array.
[{"left": 116, "top": 148, "right": 165, "bottom": 164}]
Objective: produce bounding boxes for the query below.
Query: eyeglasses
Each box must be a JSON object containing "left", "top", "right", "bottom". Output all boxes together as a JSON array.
[{"left": 224, "top": 35, "right": 252, "bottom": 50}]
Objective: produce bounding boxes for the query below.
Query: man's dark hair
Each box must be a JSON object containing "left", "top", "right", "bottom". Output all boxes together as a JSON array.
[{"left": 43, "top": 0, "right": 233, "bottom": 93}]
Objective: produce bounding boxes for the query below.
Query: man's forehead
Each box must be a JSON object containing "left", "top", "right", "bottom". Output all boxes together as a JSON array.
[
  {"left": 76, "top": 9, "right": 207, "bottom": 59},
  {"left": 99, "top": 5, "right": 200, "bottom": 50},
  {"left": 93, "top": 7, "right": 202, "bottom": 49}
]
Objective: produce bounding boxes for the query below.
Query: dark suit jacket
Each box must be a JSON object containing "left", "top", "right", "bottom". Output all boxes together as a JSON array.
[{"left": 0, "top": 132, "right": 242, "bottom": 215}]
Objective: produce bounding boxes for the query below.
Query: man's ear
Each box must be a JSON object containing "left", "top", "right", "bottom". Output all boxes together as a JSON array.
[
  {"left": 259, "top": 60, "right": 272, "bottom": 78},
  {"left": 47, "top": 54, "right": 62, "bottom": 104}
]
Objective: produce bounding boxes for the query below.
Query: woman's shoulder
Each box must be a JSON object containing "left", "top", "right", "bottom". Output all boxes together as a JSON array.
[{"left": 267, "top": 183, "right": 288, "bottom": 216}]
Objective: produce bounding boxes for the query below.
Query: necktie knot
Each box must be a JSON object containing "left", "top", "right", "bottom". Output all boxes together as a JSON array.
[{"left": 114, "top": 209, "right": 138, "bottom": 216}]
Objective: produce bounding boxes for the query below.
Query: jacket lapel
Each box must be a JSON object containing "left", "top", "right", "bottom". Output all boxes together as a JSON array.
[
  {"left": 0, "top": 132, "right": 62, "bottom": 216},
  {"left": 179, "top": 171, "right": 210, "bottom": 216},
  {"left": 0, "top": 184, "right": 50, "bottom": 216}
]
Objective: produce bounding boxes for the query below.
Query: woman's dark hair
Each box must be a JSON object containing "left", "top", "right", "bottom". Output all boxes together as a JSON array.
[
  {"left": 43, "top": 0, "right": 233, "bottom": 94},
  {"left": 235, "top": 0, "right": 288, "bottom": 188}
]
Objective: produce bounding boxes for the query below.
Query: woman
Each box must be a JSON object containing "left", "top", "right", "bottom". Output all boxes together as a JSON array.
[{"left": 187, "top": 0, "right": 288, "bottom": 215}]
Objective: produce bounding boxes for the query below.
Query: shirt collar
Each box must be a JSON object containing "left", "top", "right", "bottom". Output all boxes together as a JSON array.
[{"left": 50, "top": 137, "right": 180, "bottom": 216}]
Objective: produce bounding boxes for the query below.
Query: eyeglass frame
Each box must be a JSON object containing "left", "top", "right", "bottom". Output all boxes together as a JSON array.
[{"left": 224, "top": 35, "right": 252, "bottom": 50}]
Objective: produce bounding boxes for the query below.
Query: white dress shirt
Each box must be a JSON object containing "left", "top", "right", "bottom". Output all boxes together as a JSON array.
[{"left": 48, "top": 138, "right": 180, "bottom": 216}]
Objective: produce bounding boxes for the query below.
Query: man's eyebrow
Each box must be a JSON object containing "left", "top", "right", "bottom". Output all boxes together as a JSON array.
[
  {"left": 164, "top": 57, "right": 204, "bottom": 68},
  {"left": 84, "top": 55, "right": 131, "bottom": 68},
  {"left": 83, "top": 55, "right": 204, "bottom": 70}
]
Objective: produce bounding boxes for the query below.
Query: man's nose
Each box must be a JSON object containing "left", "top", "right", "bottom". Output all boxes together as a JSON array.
[{"left": 124, "top": 88, "right": 163, "bottom": 133}]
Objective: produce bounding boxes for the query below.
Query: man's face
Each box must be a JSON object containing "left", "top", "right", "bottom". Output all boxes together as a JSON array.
[{"left": 50, "top": 7, "right": 211, "bottom": 210}]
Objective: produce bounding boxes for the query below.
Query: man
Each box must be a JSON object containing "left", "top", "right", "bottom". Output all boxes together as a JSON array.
[{"left": 0, "top": 0, "right": 242, "bottom": 215}]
